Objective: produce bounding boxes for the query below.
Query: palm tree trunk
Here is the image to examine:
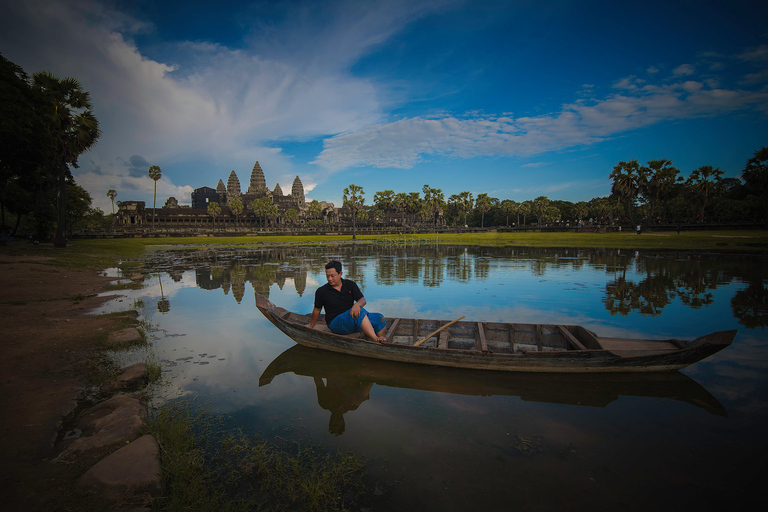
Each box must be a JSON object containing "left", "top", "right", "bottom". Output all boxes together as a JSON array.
[
  {"left": 54, "top": 162, "right": 67, "bottom": 248},
  {"left": 152, "top": 183, "right": 157, "bottom": 228}
]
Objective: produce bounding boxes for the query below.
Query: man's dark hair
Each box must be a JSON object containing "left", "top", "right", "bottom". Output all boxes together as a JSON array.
[{"left": 325, "top": 260, "right": 342, "bottom": 274}]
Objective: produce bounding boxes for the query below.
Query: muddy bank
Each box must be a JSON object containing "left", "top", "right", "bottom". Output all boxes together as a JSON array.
[{"left": 0, "top": 252, "right": 140, "bottom": 509}]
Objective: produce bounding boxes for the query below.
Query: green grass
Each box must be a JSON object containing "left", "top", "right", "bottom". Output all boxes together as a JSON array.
[
  {"left": 2, "top": 230, "right": 766, "bottom": 271},
  {"left": 142, "top": 404, "right": 370, "bottom": 512}
]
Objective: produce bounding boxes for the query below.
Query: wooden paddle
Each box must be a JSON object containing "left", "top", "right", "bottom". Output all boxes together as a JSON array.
[{"left": 413, "top": 316, "right": 465, "bottom": 347}]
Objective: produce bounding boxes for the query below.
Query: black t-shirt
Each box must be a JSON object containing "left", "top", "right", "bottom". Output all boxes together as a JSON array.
[{"left": 314, "top": 279, "right": 363, "bottom": 325}]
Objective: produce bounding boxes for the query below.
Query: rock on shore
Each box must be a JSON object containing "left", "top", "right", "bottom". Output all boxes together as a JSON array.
[
  {"left": 59, "top": 394, "right": 146, "bottom": 457},
  {"left": 78, "top": 434, "right": 163, "bottom": 501}
]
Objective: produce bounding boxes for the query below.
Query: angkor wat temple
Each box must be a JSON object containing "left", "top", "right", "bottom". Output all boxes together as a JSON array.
[{"left": 116, "top": 160, "right": 337, "bottom": 229}]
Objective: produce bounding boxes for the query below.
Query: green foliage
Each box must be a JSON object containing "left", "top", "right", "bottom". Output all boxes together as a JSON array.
[
  {"left": 1, "top": 54, "right": 57, "bottom": 238},
  {"left": 207, "top": 201, "right": 222, "bottom": 227},
  {"left": 343, "top": 184, "right": 365, "bottom": 239},
  {"left": 33, "top": 70, "right": 100, "bottom": 247},
  {"left": 218, "top": 429, "right": 368, "bottom": 511},
  {"left": 475, "top": 193, "right": 498, "bottom": 228},
  {"left": 422, "top": 184, "right": 445, "bottom": 230},
  {"left": 229, "top": 198, "right": 244, "bottom": 225},
  {"left": 142, "top": 405, "right": 370, "bottom": 512},
  {"left": 250, "top": 196, "right": 277, "bottom": 226}
]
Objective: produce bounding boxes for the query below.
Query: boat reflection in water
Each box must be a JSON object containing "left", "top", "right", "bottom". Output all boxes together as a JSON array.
[{"left": 260, "top": 345, "right": 727, "bottom": 435}]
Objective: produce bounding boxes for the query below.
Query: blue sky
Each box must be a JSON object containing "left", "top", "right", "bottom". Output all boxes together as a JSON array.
[{"left": 1, "top": 0, "right": 767, "bottom": 211}]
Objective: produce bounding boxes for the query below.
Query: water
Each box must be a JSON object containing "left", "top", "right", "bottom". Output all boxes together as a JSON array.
[{"left": 96, "top": 244, "right": 768, "bottom": 510}]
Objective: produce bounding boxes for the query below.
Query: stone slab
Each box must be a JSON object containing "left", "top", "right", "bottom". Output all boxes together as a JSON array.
[
  {"left": 60, "top": 395, "right": 146, "bottom": 457},
  {"left": 111, "top": 363, "right": 149, "bottom": 390},
  {"left": 107, "top": 327, "right": 142, "bottom": 346},
  {"left": 78, "top": 434, "right": 162, "bottom": 501}
]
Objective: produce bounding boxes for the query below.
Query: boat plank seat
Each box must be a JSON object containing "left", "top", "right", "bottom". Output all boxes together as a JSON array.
[
  {"left": 438, "top": 330, "right": 450, "bottom": 349},
  {"left": 558, "top": 326, "right": 587, "bottom": 350},
  {"left": 597, "top": 338, "right": 680, "bottom": 351},
  {"left": 476, "top": 323, "right": 488, "bottom": 352},
  {"left": 386, "top": 318, "right": 400, "bottom": 344}
]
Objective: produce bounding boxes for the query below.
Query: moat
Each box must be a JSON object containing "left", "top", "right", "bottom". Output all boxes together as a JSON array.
[{"left": 97, "top": 244, "right": 768, "bottom": 511}]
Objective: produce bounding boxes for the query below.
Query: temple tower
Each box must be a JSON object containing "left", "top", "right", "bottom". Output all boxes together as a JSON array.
[
  {"left": 216, "top": 179, "right": 227, "bottom": 204},
  {"left": 291, "top": 176, "right": 305, "bottom": 207},
  {"left": 226, "top": 170, "right": 241, "bottom": 204},
  {"left": 247, "top": 161, "right": 268, "bottom": 196},
  {"left": 273, "top": 183, "right": 283, "bottom": 197}
]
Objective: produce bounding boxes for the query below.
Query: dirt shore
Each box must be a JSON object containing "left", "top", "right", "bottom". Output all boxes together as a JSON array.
[{"left": 0, "top": 252, "right": 130, "bottom": 510}]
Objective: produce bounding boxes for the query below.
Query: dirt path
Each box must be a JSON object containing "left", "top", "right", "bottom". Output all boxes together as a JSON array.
[{"left": 0, "top": 252, "right": 130, "bottom": 510}]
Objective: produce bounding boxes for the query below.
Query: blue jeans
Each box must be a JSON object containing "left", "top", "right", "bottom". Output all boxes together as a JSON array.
[{"left": 328, "top": 308, "right": 386, "bottom": 335}]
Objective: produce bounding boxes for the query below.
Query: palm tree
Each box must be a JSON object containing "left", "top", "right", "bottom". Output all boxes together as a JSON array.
[
  {"left": 106, "top": 189, "right": 117, "bottom": 226},
  {"left": 250, "top": 197, "right": 276, "bottom": 227},
  {"left": 422, "top": 184, "right": 445, "bottom": 231},
  {"left": 308, "top": 199, "right": 322, "bottom": 226},
  {"left": 106, "top": 189, "right": 117, "bottom": 214},
  {"left": 285, "top": 208, "right": 299, "bottom": 226},
  {"left": 343, "top": 184, "right": 365, "bottom": 240},
  {"left": 456, "top": 191, "right": 473, "bottom": 226},
  {"left": 742, "top": 146, "right": 768, "bottom": 227},
  {"left": 686, "top": 165, "right": 724, "bottom": 222},
  {"left": 229, "top": 198, "right": 244, "bottom": 227},
  {"left": 519, "top": 201, "right": 532, "bottom": 226},
  {"left": 147, "top": 165, "right": 162, "bottom": 228},
  {"left": 373, "top": 189, "right": 395, "bottom": 224},
  {"left": 207, "top": 201, "right": 221, "bottom": 228},
  {"left": 475, "top": 193, "right": 497, "bottom": 228},
  {"left": 574, "top": 201, "right": 589, "bottom": 224},
  {"left": 32, "top": 71, "right": 100, "bottom": 248},
  {"left": 500, "top": 199, "right": 517, "bottom": 227},
  {"left": 610, "top": 160, "right": 641, "bottom": 226},
  {"left": 639, "top": 159, "right": 680, "bottom": 226},
  {"left": 532, "top": 196, "right": 550, "bottom": 225}
]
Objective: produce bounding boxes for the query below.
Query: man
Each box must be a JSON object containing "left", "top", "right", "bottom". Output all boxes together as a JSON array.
[{"left": 308, "top": 260, "right": 387, "bottom": 342}]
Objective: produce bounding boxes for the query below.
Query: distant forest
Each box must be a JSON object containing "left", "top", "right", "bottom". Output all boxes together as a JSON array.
[{"left": 348, "top": 148, "right": 768, "bottom": 229}]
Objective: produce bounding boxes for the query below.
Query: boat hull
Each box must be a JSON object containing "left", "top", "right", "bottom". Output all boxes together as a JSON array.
[{"left": 255, "top": 293, "right": 735, "bottom": 373}]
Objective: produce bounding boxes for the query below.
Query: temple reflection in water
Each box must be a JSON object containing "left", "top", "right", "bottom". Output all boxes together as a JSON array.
[{"left": 141, "top": 244, "right": 766, "bottom": 327}]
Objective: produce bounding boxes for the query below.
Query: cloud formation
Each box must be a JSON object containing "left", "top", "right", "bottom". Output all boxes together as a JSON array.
[
  {"left": 0, "top": 0, "right": 452, "bottom": 209},
  {"left": 312, "top": 62, "right": 768, "bottom": 171}
]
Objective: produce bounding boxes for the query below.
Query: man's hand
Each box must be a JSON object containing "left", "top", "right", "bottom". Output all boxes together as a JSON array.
[
  {"left": 350, "top": 303, "right": 361, "bottom": 318},
  {"left": 308, "top": 307, "right": 322, "bottom": 328}
]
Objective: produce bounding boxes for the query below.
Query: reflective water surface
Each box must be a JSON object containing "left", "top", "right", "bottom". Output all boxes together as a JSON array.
[{"left": 99, "top": 244, "right": 768, "bottom": 511}]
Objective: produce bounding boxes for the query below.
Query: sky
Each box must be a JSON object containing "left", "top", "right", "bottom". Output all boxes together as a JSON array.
[{"left": 1, "top": 0, "right": 767, "bottom": 212}]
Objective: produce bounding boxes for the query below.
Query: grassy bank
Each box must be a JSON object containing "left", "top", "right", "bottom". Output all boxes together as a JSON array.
[{"left": 4, "top": 229, "right": 767, "bottom": 271}]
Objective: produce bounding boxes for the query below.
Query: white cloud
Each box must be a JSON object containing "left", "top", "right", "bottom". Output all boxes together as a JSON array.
[
  {"left": 737, "top": 44, "right": 768, "bottom": 62},
  {"left": 312, "top": 66, "right": 768, "bottom": 172},
  {"left": 0, "top": 0, "right": 454, "bottom": 209},
  {"left": 672, "top": 63, "right": 695, "bottom": 76}
]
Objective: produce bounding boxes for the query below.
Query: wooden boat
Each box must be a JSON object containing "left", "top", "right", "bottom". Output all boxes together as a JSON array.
[
  {"left": 254, "top": 292, "right": 735, "bottom": 373},
  {"left": 260, "top": 345, "right": 727, "bottom": 416}
]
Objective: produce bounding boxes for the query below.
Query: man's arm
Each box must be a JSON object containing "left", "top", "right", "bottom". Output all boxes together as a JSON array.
[
  {"left": 308, "top": 307, "right": 322, "bottom": 328},
  {"left": 350, "top": 296, "right": 366, "bottom": 318}
]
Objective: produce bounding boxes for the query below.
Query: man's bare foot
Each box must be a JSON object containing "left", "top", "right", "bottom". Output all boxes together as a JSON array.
[{"left": 376, "top": 335, "right": 386, "bottom": 342}]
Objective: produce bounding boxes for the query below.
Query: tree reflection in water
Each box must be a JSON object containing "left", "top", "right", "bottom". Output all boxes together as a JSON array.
[{"left": 144, "top": 244, "right": 767, "bottom": 328}]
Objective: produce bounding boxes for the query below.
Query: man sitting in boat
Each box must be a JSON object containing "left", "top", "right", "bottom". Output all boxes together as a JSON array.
[{"left": 308, "top": 260, "right": 388, "bottom": 342}]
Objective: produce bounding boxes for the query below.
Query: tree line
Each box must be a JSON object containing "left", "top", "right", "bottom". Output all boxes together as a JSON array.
[{"left": 340, "top": 149, "right": 768, "bottom": 233}]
